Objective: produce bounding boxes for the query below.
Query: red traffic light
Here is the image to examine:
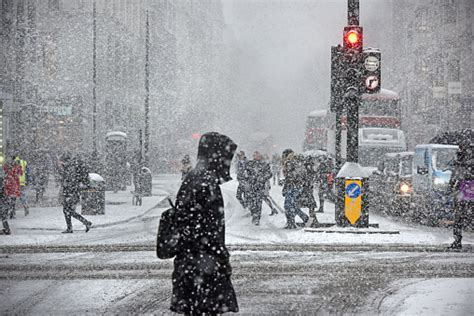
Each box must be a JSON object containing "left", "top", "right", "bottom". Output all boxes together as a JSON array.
[
  {"left": 347, "top": 31, "right": 359, "bottom": 45},
  {"left": 343, "top": 26, "right": 363, "bottom": 51}
]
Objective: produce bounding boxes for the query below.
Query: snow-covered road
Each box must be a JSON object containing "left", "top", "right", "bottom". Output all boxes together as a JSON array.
[{"left": 1, "top": 174, "right": 473, "bottom": 314}]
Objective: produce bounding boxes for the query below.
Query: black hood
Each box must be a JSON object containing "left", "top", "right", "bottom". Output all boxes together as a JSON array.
[{"left": 196, "top": 132, "right": 237, "bottom": 183}]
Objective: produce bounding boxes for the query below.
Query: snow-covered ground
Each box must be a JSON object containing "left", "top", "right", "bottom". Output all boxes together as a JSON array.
[
  {"left": 1, "top": 174, "right": 472, "bottom": 248},
  {"left": 377, "top": 278, "right": 473, "bottom": 315},
  {"left": 221, "top": 179, "right": 473, "bottom": 247}
]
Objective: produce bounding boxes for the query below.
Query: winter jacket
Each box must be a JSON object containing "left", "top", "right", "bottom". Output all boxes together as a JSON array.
[
  {"left": 236, "top": 158, "right": 247, "bottom": 182},
  {"left": 282, "top": 153, "right": 307, "bottom": 193},
  {"left": 3, "top": 163, "right": 22, "bottom": 197},
  {"left": 171, "top": 132, "right": 238, "bottom": 314},
  {"left": 60, "top": 155, "right": 89, "bottom": 205},
  {"left": 245, "top": 159, "right": 272, "bottom": 191}
]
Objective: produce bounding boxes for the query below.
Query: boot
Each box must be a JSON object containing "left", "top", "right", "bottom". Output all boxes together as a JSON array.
[
  {"left": 62, "top": 229, "right": 73, "bottom": 234},
  {"left": 24, "top": 206, "right": 29, "bottom": 216},
  {"left": 85, "top": 221, "right": 92, "bottom": 233}
]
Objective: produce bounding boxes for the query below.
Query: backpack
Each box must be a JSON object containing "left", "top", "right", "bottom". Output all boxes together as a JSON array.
[{"left": 156, "top": 198, "right": 181, "bottom": 259}]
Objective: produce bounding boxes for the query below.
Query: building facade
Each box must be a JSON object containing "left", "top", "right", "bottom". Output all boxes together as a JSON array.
[{"left": 390, "top": 0, "right": 473, "bottom": 148}]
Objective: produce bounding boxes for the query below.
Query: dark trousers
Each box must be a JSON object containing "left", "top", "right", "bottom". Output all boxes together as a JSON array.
[
  {"left": 63, "top": 200, "right": 89, "bottom": 230},
  {"left": 284, "top": 188, "right": 309, "bottom": 226},
  {"left": 0, "top": 198, "right": 13, "bottom": 232},
  {"left": 453, "top": 201, "right": 473, "bottom": 243},
  {"left": 236, "top": 182, "right": 248, "bottom": 209},
  {"left": 248, "top": 190, "right": 264, "bottom": 221}
]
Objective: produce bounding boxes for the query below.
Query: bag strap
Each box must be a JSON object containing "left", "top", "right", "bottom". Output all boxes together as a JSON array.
[{"left": 167, "top": 198, "right": 175, "bottom": 209}]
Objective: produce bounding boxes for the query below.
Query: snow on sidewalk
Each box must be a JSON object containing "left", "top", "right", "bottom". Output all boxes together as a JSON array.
[{"left": 0, "top": 186, "right": 168, "bottom": 246}]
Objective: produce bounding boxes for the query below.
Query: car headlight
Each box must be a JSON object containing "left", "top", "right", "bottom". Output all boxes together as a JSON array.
[
  {"left": 400, "top": 183, "right": 411, "bottom": 193},
  {"left": 433, "top": 177, "right": 448, "bottom": 185}
]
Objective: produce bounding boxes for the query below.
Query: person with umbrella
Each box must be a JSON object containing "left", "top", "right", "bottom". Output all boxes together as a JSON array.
[{"left": 447, "top": 142, "right": 473, "bottom": 249}]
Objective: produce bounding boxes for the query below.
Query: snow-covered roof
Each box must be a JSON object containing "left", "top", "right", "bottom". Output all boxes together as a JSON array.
[
  {"left": 106, "top": 131, "right": 127, "bottom": 140},
  {"left": 385, "top": 151, "right": 414, "bottom": 158},
  {"left": 415, "top": 144, "right": 459, "bottom": 150},
  {"left": 362, "top": 88, "right": 399, "bottom": 100},
  {"left": 303, "top": 149, "right": 332, "bottom": 158},
  {"left": 307, "top": 109, "right": 328, "bottom": 117},
  {"left": 88, "top": 173, "right": 105, "bottom": 182},
  {"left": 336, "top": 162, "right": 371, "bottom": 178}
]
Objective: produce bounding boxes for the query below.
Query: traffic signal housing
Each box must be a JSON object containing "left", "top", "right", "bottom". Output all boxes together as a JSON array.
[{"left": 362, "top": 48, "right": 381, "bottom": 94}]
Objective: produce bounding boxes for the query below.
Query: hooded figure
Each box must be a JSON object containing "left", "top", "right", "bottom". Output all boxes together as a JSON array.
[{"left": 171, "top": 132, "right": 239, "bottom": 314}]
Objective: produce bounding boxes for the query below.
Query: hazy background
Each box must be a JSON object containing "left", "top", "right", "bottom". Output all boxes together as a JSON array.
[{"left": 221, "top": 0, "right": 393, "bottom": 153}]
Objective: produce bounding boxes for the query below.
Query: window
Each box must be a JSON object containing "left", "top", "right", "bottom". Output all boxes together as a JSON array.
[{"left": 447, "top": 59, "right": 460, "bottom": 81}]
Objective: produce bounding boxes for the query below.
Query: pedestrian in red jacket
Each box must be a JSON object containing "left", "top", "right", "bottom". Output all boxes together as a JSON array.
[{"left": 3, "top": 157, "right": 23, "bottom": 219}]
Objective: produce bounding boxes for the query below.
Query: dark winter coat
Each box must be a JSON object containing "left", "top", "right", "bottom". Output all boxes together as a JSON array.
[
  {"left": 282, "top": 153, "right": 306, "bottom": 194},
  {"left": 245, "top": 159, "right": 272, "bottom": 192},
  {"left": 171, "top": 132, "right": 239, "bottom": 314},
  {"left": 236, "top": 158, "right": 247, "bottom": 182},
  {"left": 60, "top": 155, "right": 89, "bottom": 205}
]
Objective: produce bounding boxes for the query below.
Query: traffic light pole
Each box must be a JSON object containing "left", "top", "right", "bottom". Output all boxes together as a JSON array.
[
  {"left": 346, "top": 0, "right": 360, "bottom": 163},
  {"left": 348, "top": 0, "right": 359, "bottom": 26}
]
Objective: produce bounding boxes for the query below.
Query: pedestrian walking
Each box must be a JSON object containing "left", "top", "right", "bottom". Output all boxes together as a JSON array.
[
  {"left": 315, "top": 155, "right": 333, "bottom": 213},
  {"left": 245, "top": 151, "right": 273, "bottom": 225},
  {"left": 298, "top": 155, "right": 318, "bottom": 220},
  {"left": 235, "top": 150, "right": 249, "bottom": 209},
  {"left": 448, "top": 143, "right": 473, "bottom": 249},
  {"left": 15, "top": 155, "right": 29, "bottom": 216},
  {"left": 59, "top": 153, "right": 92, "bottom": 234},
  {"left": 271, "top": 153, "right": 281, "bottom": 185},
  {"left": 3, "top": 156, "right": 22, "bottom": 219},
  {"left": 180, "top": 154, "right": 192, "bottom": 180},
  {"left": 31, "top": 152, "right": 49, "bottom": 203},
  {"left": 170, "top": 132, "right": 239, "bottom": 314},
  {"left": 281, "top": 149, "right": 309, "bottom": 229},
  {"left": 0, "top": 170, "right": 12, "bottom": 235}
]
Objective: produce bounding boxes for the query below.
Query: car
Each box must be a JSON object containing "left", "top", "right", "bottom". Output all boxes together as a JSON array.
[
  {"left": 411, "top": 144, "right": 458, "bottom": 226},
  {"left": 369, "top": 152, "right": 414, "bottom": 217}
]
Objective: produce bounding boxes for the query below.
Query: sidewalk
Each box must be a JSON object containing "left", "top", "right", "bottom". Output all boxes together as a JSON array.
[{"left": 0, "top": 177, "right": 170, "bottom": 246}]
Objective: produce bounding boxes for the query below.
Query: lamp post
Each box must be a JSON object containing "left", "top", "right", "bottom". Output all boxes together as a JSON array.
[
  {"left": 92, "top": 0, "right": 98, "bottom": 160},
  {"left": 144, "top": 10, "right": 150, "bottom": 165}
]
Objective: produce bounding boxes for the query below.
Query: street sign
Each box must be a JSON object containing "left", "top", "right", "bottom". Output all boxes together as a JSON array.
[
  {"left": 362, "top": 49, "right": 381, "bottom": 94},
  {"left": 448, "top": 82, "right": 462, "bottom": 95},
  {"left": 364, "top": 55, "right": 379, "bottom": 71},
  {"left": 432, "top": 86, "right": 447, "bottom": 99},
  {"left": 365, "top": 75, "right": 379, "bottom": 90},
  {"left": 344, "top": 179, "right": 362, "bottom": 224}
]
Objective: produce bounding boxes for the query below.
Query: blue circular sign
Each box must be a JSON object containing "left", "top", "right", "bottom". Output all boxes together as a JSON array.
[{"left": 345, "top": 183, "right": 361, "bottom": 198}]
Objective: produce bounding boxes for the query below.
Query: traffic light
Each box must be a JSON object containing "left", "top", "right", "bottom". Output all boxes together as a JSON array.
[
  {"left": 362, "top": 48, "right": 381, "bottom": 94},
  {"left": 343, "top": 26, "right": 363, "bottom": 53},
  {"left": 342, "top": 51, "right": 363, "bottom": 99}
]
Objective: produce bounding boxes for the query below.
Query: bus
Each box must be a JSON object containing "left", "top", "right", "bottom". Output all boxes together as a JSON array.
[{"left": 303, "top": 89, "right": 406, "bottom": 167}]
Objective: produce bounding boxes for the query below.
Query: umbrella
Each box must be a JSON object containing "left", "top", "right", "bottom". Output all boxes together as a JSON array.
[{"left": 429, "top": 128, "right": 473, "bottom": 147}]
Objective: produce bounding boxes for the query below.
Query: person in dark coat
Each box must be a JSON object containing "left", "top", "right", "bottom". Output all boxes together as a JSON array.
[
  {"left": 245, "top": 151, "right": 273, "bottom": 225},
  {"left": 298, "top": 155, "right": 318, "bottom": 218},
  {"left": 235, "top": 150, "right": 248, "bottom": 209},
  {"left": 0, "top": 169, "right": 12, "bottom": 235},
  {"left": 315, "top": 155, "right": 333, "bottom": 213},
  {"left": 171, "top": 132, "right": 239, "bottom": 315},
  {"left": 59, "top": 153, "right": 92, "bottom": 233},
  {"left": 448, "top": 143, "right": 473, "bottom": 249},
  {"left": 281, "top": 149, "right": 310, "bottom": 229}
]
